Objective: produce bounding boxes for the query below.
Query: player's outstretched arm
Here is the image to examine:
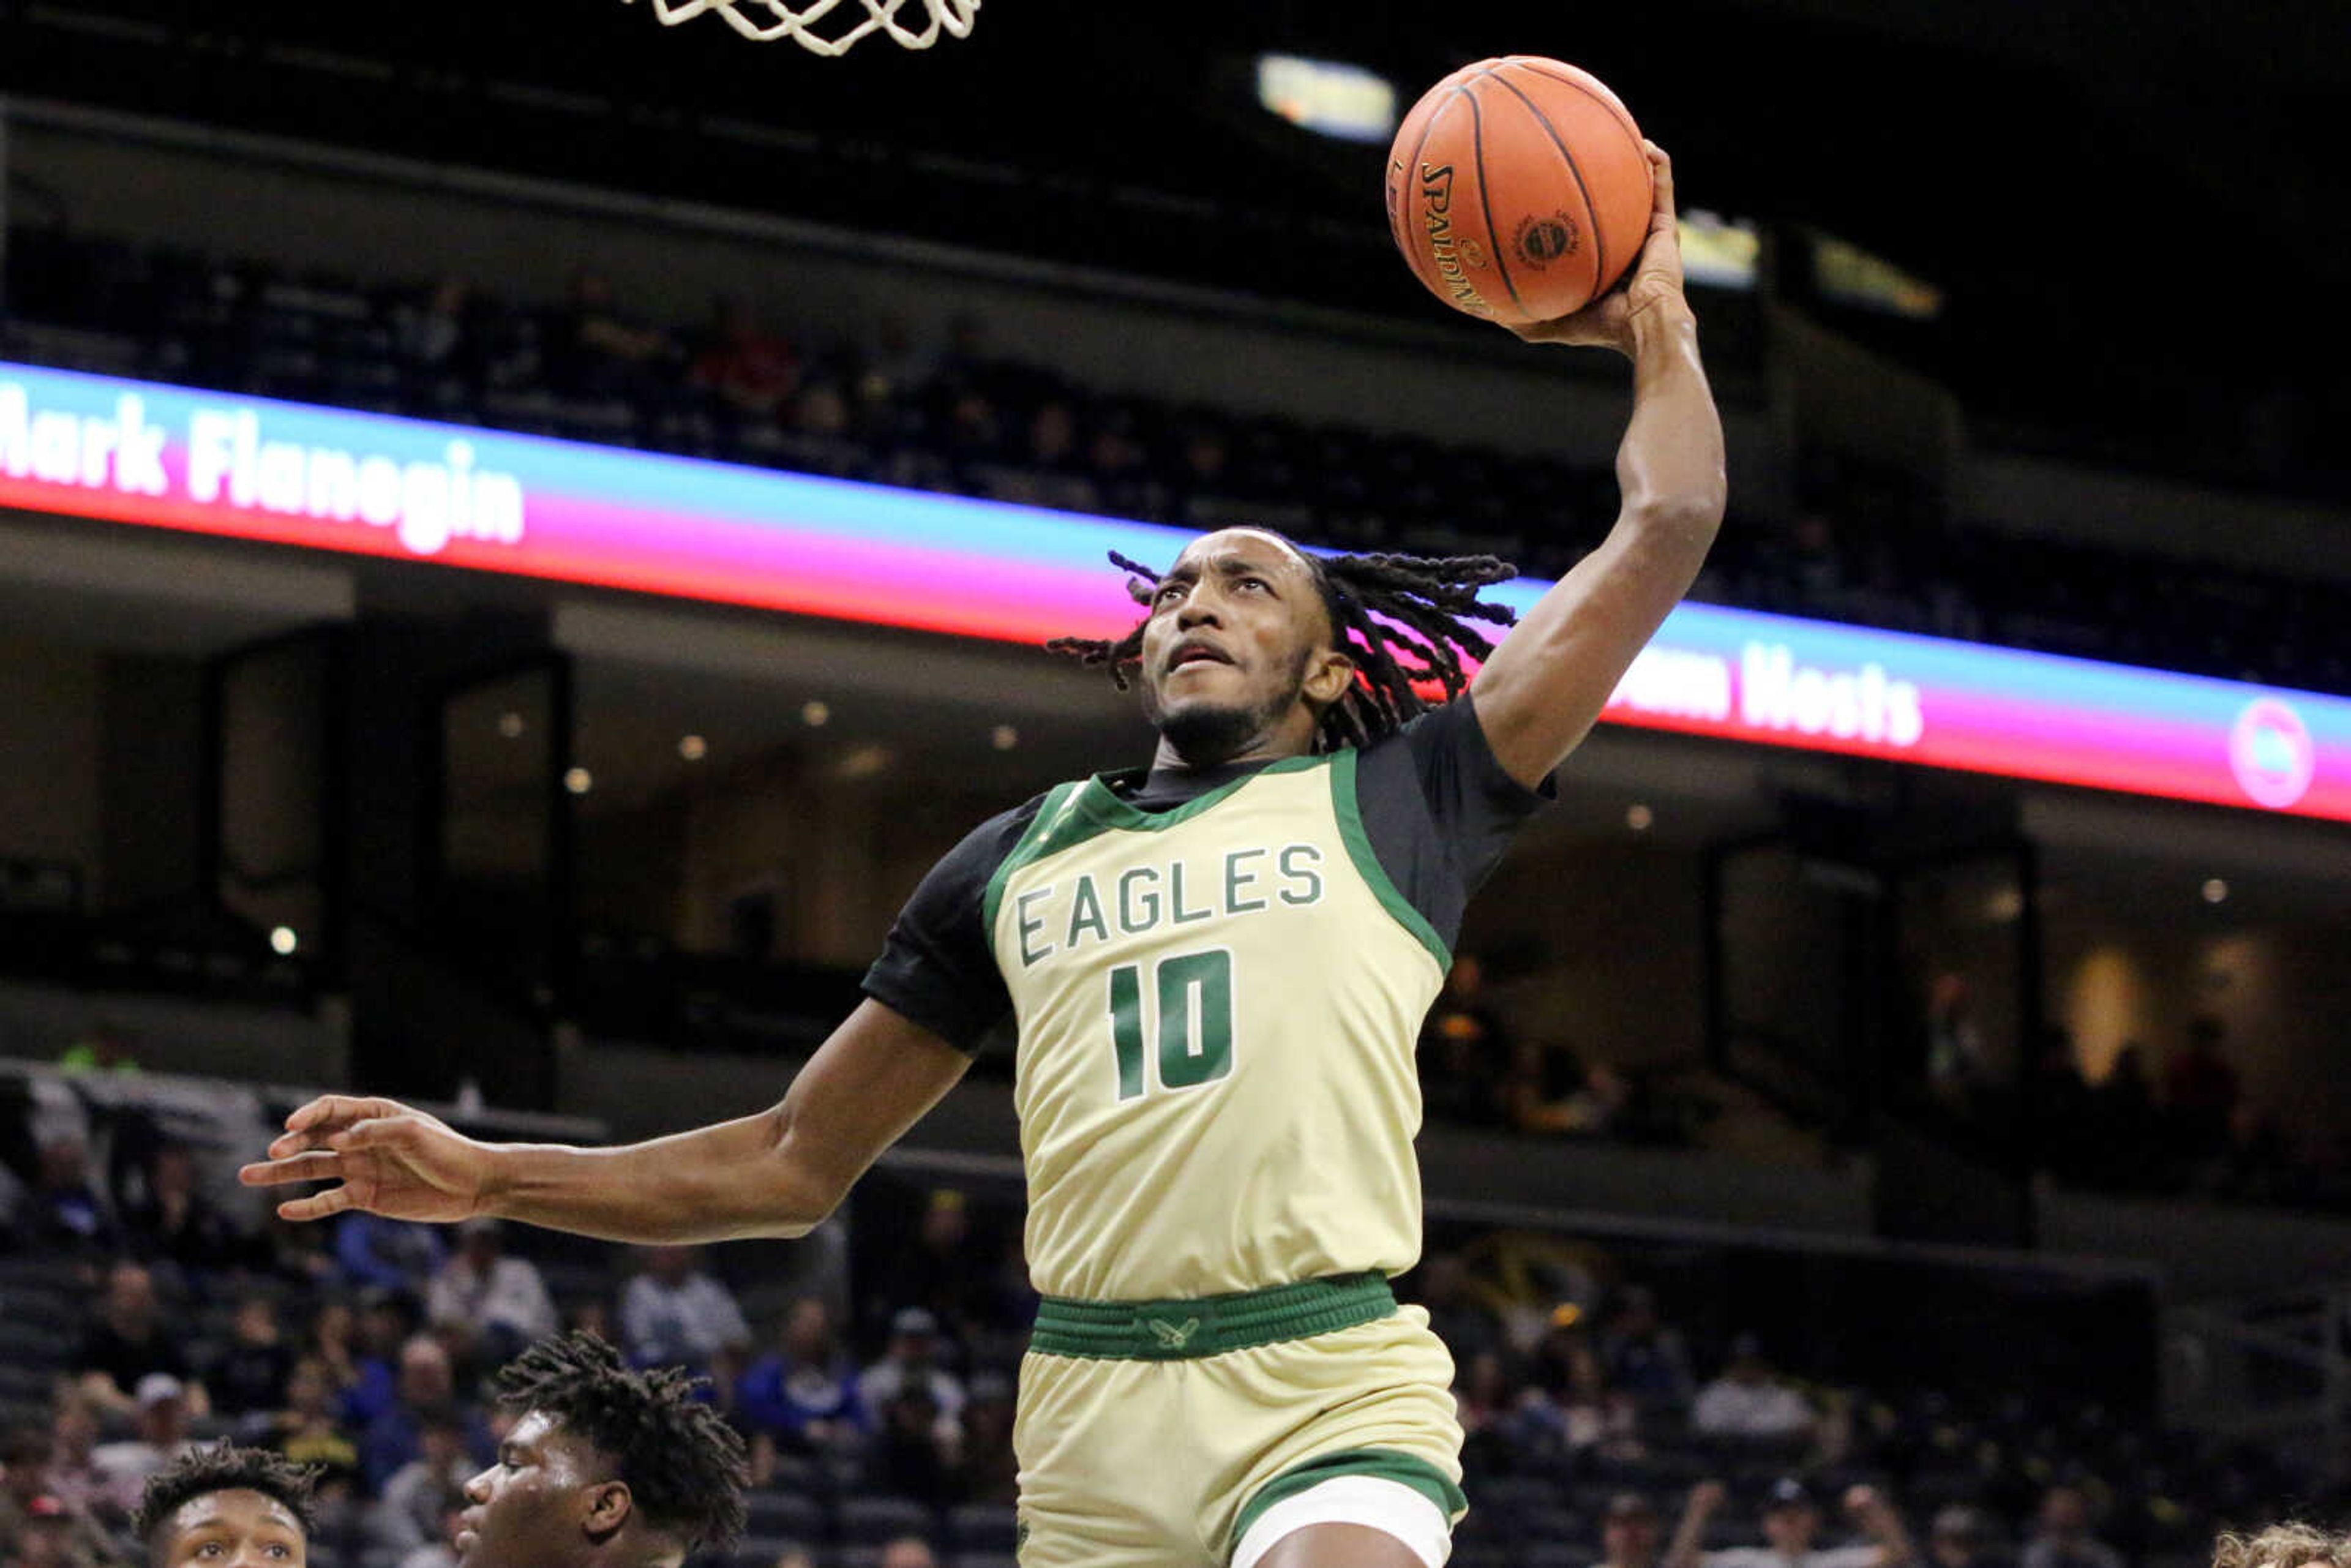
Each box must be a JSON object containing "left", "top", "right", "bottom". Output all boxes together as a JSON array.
[
  {"left": 1469, "top": 142, "right": 1728, "bottom": 790},
  {"left": 239, "top": 998, "right": 970, "bottom": 1244}
]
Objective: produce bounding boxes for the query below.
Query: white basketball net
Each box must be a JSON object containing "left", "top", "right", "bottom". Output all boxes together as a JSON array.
[{"left": 625, "top": 0, "right": 978, "bottom": 54}]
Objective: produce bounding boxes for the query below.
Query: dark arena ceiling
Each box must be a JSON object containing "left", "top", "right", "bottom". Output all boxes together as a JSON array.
[{"left": 3, "top": 0, "right": 2347, "bottom": 466}]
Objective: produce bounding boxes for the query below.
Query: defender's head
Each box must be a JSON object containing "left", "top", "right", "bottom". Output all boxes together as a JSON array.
[
  {"left": 460, "top": 1332, "right": 747, "bottom": 1568},
  {"left": 1136, "top": 528, "right": 1355, "bottom": 765},
  {"left": 135, "top": 1445, "right": 317, "bottom": 1568}
]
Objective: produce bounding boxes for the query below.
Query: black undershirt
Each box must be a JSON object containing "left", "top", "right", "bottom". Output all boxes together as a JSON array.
[{"left": 861, "top": 696, "right": 1553, "bottom": 1054}]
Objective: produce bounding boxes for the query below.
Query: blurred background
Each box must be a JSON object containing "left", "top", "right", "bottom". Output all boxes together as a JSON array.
[{"left": 1, "top": 2, "right": 2349, "bottom": 1567}]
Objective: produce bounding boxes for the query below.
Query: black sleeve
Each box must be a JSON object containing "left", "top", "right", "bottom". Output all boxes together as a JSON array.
[
  {"left": 858, "top": 795, "right": 1047, "bottom": 1054},
  {"left": 1353, "top": 696, "right": 1554, "bottom": 951}
]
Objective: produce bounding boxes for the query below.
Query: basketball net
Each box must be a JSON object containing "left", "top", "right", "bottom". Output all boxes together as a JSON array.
[{"left": 624, "top": 0, "right": 978, "bottom": 54}]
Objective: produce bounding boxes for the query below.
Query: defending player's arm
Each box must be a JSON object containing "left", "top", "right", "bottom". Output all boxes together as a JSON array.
[
  {"left": 238, "top": 998, "right": 969, "bottom": 1243},
  {"left": 1468, "top": 142, "right": 1729, "bottom": 790}
]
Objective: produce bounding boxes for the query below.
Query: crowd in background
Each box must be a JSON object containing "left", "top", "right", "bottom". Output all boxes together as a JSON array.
[
  {"left": 2, "top": 229, "right": 2344, "bottom": 701},
  {"left": 0, "top": 1066, "right": 2323, "bottom": 1568}
]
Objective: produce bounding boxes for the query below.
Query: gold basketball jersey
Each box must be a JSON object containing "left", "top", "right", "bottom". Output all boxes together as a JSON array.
[{"left": 984, "top": 752, "right": 1450, "bottom": 1302}]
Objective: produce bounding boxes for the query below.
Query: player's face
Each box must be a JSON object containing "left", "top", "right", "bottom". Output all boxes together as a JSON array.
[
  {"left": 459, "top": 1411, "right": 627, "bottom": 1568},
  {"left": 153, "top": 1488, "right": 307, "bottom": 1568},
  {"left": 1137, "top": 529, "right": 1346, "bottom": 763}
]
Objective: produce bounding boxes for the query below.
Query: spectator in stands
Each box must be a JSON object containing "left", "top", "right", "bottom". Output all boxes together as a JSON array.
[
  {"left": 2019, "top": 1487, "right": 2123, "bottom": 1568},
  {"left": 394, "top": 279, "right": 476, "bottom": 388},
  {"left": 340, "top": 1290, "right": 422, "bottom": 1429},
  {"left": 42, "top": 1401, "right": 103, "bottom": 1520},
  {"left": 958, "top": 1370, "right": 1018, "bottom": 1507},
  {"left": 425, "top": 1219, "right": 557, "bottom": 1370},
  {"left": 1419, "top": 954, "right": 1511, "bottom": 1128},
  {"left": 300, "top": 1301, "right": 361, "bottom": 1405},
  {"left": 55, "top": 1027, "right": 139, "bottom": 1078},
  {"left": 1929, "top": 1506, "right": 2008, "bottom": 1568},
  {"left": 397, "top": 1496, "right": 464, "bottom": 1568},
  {"left": 1604, "top": 1285, "right": 1695, "bottom": 1400},
  {"left": 883, "top": 1189, "right": 992, "bottom": 1339},
  {"left": 266, "top": 1357, "right": 361, "bottom": 1490},
  {"left": 367, "top": 1416, "right": 475, "bottom": 1556},
  {"left": 359, "top": 1337, "right": 492, "bottom": 1495},
  {"left": 264, "top": 1213, "right": 338, "bottom": 1292},
  {"left": 1692, "top": 1335, "right": 1815, "bottom": 1442},
  {"left": 119, "top": 1144, "right": 234, "bottom": 1285},
  {"left": 334, "top": 1212, "right": 446, "bottom": 1296},
  {"left": 857, "top": 1310, "right": 966, "bottom": 1443},
  {"left": 866, "top": 1387, "right": 956, "bottom": 1507},
  {"left": 0, "top": 1427, "right": 110, "bottom": 1568},
  {"left": 1, "top": 1496, "right": 78, "bottom": 1568},
  {"left": 75, "top": 1263, "right": 201, "bottom": 1423},
  {"left": 692, "top": 299, "right": 798, "bottom": 419},
  {"left": 617, "top": 1246, "right": 751, "bottom": 1376},
  {"left": 1502, "top": 1040, "right": 1607, "bottom": 1137},
  {"left": 557, "top": 272, "right": 674, "bottom": 400},
  {"left": 1925, "top": 974, "right": 1990, "bottom": 1106},
  {"left": 1597, "top": 1492, "right": 1664, "bottom": 1568},
  {"left": 208, "top": 1296, "right": 294, "bottom": 1419},
  {"left": 735, "top": 1298, "right": 867, "bottom": 1460},
  {"left": 2167, "top": 1018, "right": 2243, "bottom": 1161},
  {"left": 1670, "top": 1479, "right": 1914, "bottom": 1568},
  {"left": 91, "top": 1378, "right": 198, "bottom": 1518},
  {"left": 877, "top": 1538, "right": 938, "bottom": 1568},
  {"left": 15, "top": 1133, "right": 116, "bottom": 1262},
  {"left": 1414, "top": 1252, "right": 1501, "bottom": 1365}
]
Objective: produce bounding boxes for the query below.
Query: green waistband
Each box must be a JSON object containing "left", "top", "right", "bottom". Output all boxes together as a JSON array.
[{"left": 1029, "top": 1272, "right": 1395, "bottom": 1361}]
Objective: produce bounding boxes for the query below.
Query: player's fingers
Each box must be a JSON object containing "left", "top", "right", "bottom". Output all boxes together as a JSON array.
[
  {"left": 285, "top": 1093, "right": 402, "bottom": 1135},
  {"left": 239, "top": 1151, "right": 343, "bottom": 1188},
  {"left": 327, "top": 1116, "right": 409, "bottom": 1155},
  {"left": 277, "top": 1185, "right": 356, "bottom": 1224}
]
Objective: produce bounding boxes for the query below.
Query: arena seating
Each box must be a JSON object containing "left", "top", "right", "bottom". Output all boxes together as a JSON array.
[{"left": 3, "top": 225, "right": 2343, "bottom": 699}]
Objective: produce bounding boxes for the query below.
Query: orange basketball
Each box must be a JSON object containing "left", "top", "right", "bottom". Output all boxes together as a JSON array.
[{"left": 1384, "top": 56, "right": 1654, "bottom": 328}]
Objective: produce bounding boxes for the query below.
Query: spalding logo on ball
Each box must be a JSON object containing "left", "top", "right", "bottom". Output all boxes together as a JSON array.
[{"left": 1384, "top": 57, "right": 1653, "bottom": 326}]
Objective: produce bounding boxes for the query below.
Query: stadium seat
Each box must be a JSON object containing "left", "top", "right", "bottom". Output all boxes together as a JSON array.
[
  {"left": 732, "top": 1534, "right": 812, "bottom": 1568},
  {"left": 743, "top": 1489, "right": 826, "bottom": 1543},
  {"left": 837, "top": 1495, "right": 935, "bottom": 1545},
  {"left": 945, "top": 1502, "right": 1018, "bottom": 1552}
]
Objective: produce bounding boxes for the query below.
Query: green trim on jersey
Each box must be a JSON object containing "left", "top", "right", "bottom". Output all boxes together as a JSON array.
[
  {"left": 981, "top": 780, "right": 1086, "bottom": 943},
  {"left": 1029, "top": 1272, "right": 1395, "bottom": 1362},
  {"left": 1229, "top": 1446, "right": 1470, "bottom": 1555},
  {"left": 1329, "top": 749, "right": 1452, "bottom": 973},
  {"left": 1073, "top": 754, "right": 1327, "bottom": 834}
]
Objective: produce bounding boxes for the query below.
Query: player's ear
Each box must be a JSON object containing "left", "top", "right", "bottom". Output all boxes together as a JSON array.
[
  {"left": 582, "top": 1479, "right": 634, "bottom": 1543},
  {"left": 1302, "top": 648, "right": 1355, "bottom": 707}
]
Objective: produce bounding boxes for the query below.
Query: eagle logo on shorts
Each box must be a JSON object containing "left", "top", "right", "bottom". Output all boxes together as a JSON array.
[{"left": 1147, "top": 1316, "right": 1201, "bottom": 1350}]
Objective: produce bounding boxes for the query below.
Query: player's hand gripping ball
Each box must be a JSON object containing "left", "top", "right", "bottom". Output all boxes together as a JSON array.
[{"left": 1385, "top": 56, "right": 1656, "bottom": 329}]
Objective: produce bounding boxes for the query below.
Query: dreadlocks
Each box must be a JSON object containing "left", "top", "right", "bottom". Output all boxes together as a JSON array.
[
  {"left": 495, "top": 1331, "right": 749, "bottom": 1556},
  {"left": 1047, "top": 539, "right": 1520, "bottom": 751},
  {"left": 133, "top": 1444, "right": 320, "bottom": 1545}
]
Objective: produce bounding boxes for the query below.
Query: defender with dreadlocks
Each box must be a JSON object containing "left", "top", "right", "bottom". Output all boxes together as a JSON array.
[
  {"left": 134, "top": 1445, "right": 317, "bottom": 1568},
  {"left": 245, "top": 143, "right": 1723, "bottom": 1568},
  {"left": 454, "top": 1332, "right": 747, "bottom": 1568}
]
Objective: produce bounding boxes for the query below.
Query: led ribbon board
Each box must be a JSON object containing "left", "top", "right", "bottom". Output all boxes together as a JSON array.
[{"left": 4, "top": 359, "right": 2346, "bottom": 822}]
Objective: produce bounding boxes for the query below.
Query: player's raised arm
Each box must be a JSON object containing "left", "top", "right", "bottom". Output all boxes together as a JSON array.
[
  {"left": 238, "top": 998, "right": 970, "bottom": 1244},
  {"left": 1468, "top": 143, "right": 1728, "bottom": 790}
]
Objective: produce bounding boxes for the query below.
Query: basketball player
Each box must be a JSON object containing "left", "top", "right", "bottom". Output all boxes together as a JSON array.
[
  {"left": 242, "top": 142, "right": 1722, "bottom": 1568},
  {"left": 133, "top": 1445, "right": 316, "bottom": 1568},
  {"left": 454, "top": 1332, "right": 747, "bottom": 1568}
]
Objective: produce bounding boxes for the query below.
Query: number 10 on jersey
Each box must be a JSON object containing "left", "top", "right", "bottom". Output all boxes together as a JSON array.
[{"left": 1107, "top": 949, "right": 1235, "bottom": 1101}]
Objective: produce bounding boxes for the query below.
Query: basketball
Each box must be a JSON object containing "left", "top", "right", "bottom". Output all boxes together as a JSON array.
[{"left": 1384, "top": 57, "right": 1656, "bottom": 328}]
